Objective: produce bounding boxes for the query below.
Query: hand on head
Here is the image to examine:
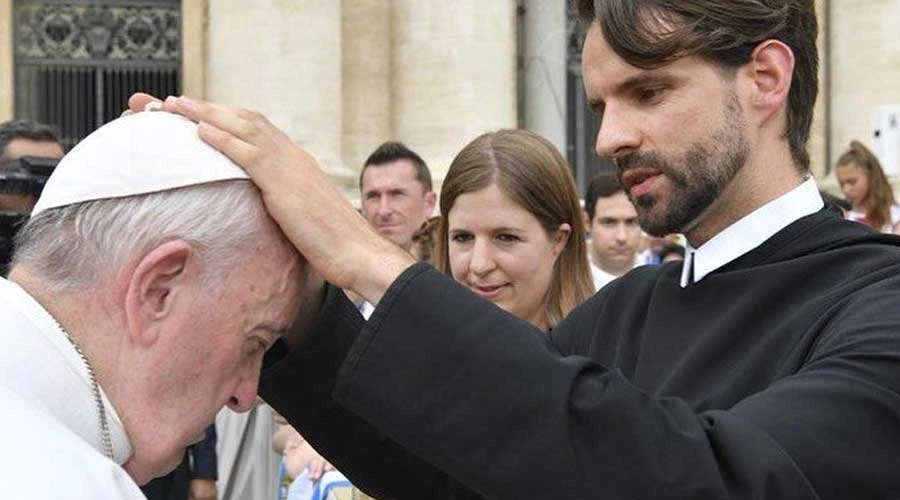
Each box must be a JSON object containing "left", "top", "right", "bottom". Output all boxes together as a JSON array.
[{"left": 126, "top": 93, "right": 414, "bottom": 304}]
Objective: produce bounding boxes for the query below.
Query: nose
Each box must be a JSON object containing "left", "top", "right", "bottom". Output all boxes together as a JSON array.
[
  {"left": 376, "top": 196, "right": 394, "bottom": 217},
  {"left": 226, "top": 370, "right": 260, "bottom": 413},
  {"left": 468, "top": 237, "right": 496, "bottom": 276},
  {"left": 614, "top": 223, "right": 629, "bottom": 242},
  {"left": 595, "top": 103, "right": 640, "bottom": 159}
]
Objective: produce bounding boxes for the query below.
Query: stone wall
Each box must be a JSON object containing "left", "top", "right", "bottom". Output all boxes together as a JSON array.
[{"left": 827, "top": 0, "right": 900, "bottom": 181}]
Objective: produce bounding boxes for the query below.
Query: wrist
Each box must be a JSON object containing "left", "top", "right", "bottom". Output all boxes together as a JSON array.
[{"left": 352, "top": 242, "right": 416, "bottom": 305}]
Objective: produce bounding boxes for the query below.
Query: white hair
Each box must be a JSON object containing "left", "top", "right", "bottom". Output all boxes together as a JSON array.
[{"left": 13, "top": 180, "right": 274, "bottom": 291}]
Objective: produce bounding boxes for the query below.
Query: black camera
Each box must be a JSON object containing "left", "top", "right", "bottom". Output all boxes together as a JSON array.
[{"left": 0, "top": 155, "right": 59, "bottom": 276}]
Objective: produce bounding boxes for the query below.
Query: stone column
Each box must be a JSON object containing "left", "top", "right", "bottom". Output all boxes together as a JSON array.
[
  {"left": 0, "top": 0, "right": 13, "bottom": 121},
  {"left": 829, "top": 0, "right": 900, "bottom": 171},
  {"left": 391, "top": 0, "right": 518, "bottom": 185},
  {"left": 181, "top": 0, "right": 207, "bottom": 99},
  {"left": 342, "top": 0, "right": 392, "bottom": 189},
  {"left": 206, "top": 0, "right": 352, "bottom": 182},
  {"left": 522, "top": 0, "right": 567, "bottom": 155}
]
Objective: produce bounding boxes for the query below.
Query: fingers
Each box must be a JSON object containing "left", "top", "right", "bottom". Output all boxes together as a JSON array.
[
  {"left": 127, "top": 92, "right": 161, "bottom": 113},
  {"left": 308, "top": 457, "right": 327, "bottom": 480},
  {"left": 196, "top": 121, "right": 259, "bottom": 173},
  {"left": 127, "top": 94, "right": 275, "bottom": 147},
  {"left": 170, "top": 96, "right": 268, "bottom": 143},
  {"left": 125, "top": 95, "right": 275, "bottom": 183},
  {"left": 124, "top": 93, "right": 180, "bottom": 117}
]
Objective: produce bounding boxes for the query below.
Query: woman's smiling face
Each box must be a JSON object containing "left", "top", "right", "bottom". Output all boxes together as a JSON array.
[{"left": 447, "top": 183, "right": 569, "bottom": 329}]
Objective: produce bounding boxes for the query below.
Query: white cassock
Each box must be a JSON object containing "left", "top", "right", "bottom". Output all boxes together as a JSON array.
[{"left": 0, "top": 278, "right": 144, "bottom": 499}]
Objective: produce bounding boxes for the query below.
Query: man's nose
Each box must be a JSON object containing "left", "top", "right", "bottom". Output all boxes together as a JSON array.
[
  {"left": 615, "top": 223, "right": 629, "bottom": 242},
  {"left": 595, "top": 104, "right": 640, "bottom": 159},
  {"left": 377, "top": 196, "right": 393, "bottom": 215}
]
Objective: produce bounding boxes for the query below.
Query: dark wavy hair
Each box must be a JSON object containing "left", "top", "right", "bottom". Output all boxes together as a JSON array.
[{"left": 572, "top": 0, "right": 818, "bottom": 172}]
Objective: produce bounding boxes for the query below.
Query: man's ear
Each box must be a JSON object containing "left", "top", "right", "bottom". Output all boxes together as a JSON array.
[
  {"left": 424, "top": 191, "right": 437, "bottom": 216},
  {"left": 582, "top": 210, "right": 592, "bottom": 232},
  {"left": 743, "top": 39, "right": 794, "bottom": 124},
  {"left": 123, "top": 240, "right": 195, "bottom": 348}
]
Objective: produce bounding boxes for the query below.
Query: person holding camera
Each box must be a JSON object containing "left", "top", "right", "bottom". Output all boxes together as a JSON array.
[{"left": 0, "top": 119, "right": 64, "bottom": 276}]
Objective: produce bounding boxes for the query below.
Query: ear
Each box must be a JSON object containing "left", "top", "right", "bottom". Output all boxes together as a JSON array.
[
  {"left": 123, "top": 240, "right": 195, "bottom": 348},
  {"left": 742, "top": 39, "right": 794, "bottom": 124},
  {"left": 582, "top": 210, "right": 591, "bottom": 232},
  {"left": 553, "top": 223, "right": 572, "bottom": 256},
  {"left": 424, "top": 191, "right": 437, "bottom": 216}
]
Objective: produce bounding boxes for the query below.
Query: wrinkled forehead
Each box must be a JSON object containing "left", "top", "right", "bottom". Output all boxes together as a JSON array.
[{"left": 234, "top": 226, "right": 305, "bottom": 323}]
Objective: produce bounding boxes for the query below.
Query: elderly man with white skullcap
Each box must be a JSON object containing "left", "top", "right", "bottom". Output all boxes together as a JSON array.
[{"left": 0, "top": 112, "right": 305, "bottom": 497}]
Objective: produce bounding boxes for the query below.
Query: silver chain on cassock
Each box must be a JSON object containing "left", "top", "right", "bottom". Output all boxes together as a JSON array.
[{"left": 59, "top": 325, "right": 114, "bottom": 460}]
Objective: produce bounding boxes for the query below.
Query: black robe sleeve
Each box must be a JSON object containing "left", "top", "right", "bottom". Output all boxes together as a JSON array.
[
  {"left": 259, "top": 276, "right": 484, "bottom": 500},
  {"left": 265, "top": 261, "right": 900, "bottom": 499}
]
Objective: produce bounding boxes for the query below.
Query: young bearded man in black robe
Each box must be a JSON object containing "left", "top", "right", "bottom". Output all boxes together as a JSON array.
[{"left": 132, "top": 0, "right": 900, "bottom": 498}]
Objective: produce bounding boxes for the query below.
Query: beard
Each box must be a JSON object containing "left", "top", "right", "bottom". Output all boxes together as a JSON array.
[{"left": 616, "top": 91, "right": 750, "bottom": 237}]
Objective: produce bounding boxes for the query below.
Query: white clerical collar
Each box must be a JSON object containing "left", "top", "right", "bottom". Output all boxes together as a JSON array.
[
  {"left": 0, "top": 278, "right": 133, "bottom": 464},
  {"left": 680, "top": 176, "right": 823, "bottom": 288},
  {"left": 359, "top": 300, "right": 376, "bottom": 320}
]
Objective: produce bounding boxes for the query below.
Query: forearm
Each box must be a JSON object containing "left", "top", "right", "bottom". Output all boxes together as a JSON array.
[{"left": 260, "top": 281, "right": 483, "bottom": 500}]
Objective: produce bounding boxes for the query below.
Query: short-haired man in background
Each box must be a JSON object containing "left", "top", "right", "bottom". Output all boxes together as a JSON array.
[
  {"left": 0, "top": 119, "right": 64, "bottom": 161},
  {"left": 0, "top": 120, "right": 65, "bottom": 275},
  {"left": 359, "top": 141, "right": 435, "bottom": 253},
  {"left": 356, "top": 141, "right": 435, "bottom": 317},
  {"left": 583, "top": 171, "right": 641, "bottom": 289}
]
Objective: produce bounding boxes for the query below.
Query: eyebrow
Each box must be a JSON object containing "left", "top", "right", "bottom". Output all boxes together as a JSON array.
[
  {"left": 493, "top": 226, "right": 526, "bottom": 233},
  {"left": 364, "top": 186, "right": 409, "bottom": 196}
]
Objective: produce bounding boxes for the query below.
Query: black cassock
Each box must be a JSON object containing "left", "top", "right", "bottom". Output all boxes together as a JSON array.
[{"left": 261, "top": 208, "right": 900, "bottom": 500}]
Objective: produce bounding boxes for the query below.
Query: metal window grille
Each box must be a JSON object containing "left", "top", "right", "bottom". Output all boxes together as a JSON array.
[
  {"left": 13, "top": 0, "right": 181, "bottom": 149},
  {"left": 565, "top": 4, "right": 615, "bottom": 194}
]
